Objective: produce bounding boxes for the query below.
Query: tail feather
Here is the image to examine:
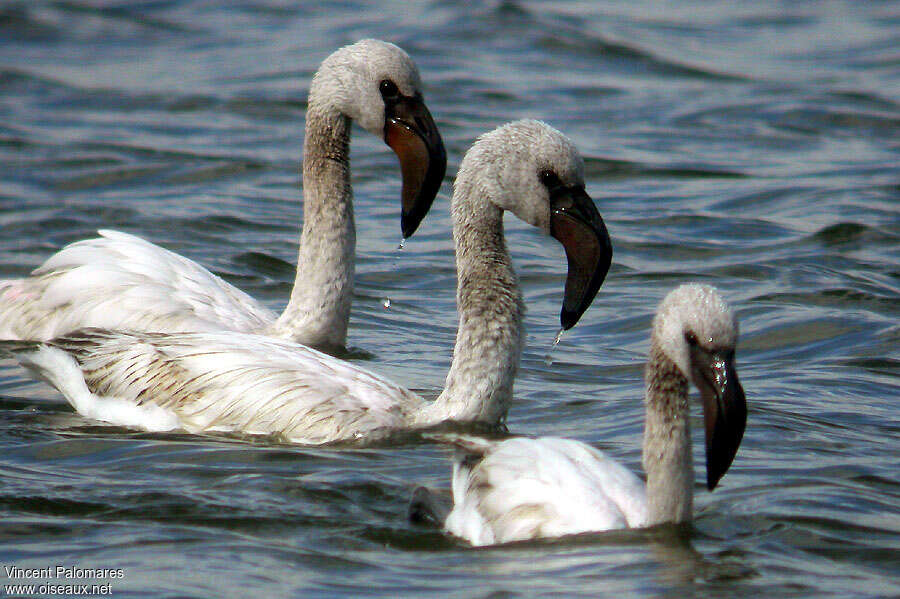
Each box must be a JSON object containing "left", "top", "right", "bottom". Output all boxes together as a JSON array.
[
  {"left": 0, "top": 334, "right": 179, "bottom": 431},
  {"left": 0, "top": 339, "right": 92, "bottom": 413}
]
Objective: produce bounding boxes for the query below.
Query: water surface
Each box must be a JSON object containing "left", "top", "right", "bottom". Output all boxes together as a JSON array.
[{"left": 1, "top": 1, "right": 898, "bottom": 597}]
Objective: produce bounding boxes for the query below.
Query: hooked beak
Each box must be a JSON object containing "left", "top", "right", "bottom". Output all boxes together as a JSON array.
[
  {"left": 694, "top": 351, "right": 747, "bottom": 491},
  {"left": 383, "top": 95, "right": 447, "bottom": 238},
  {"left": 549, "top": 186, "right": 613, "bottom": 329}
]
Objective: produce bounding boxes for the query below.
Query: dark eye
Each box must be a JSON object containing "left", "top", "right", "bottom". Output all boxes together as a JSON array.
[
  {"left": 684, "top": 330, "right": 698, "bottom": 347},
  {"left": 379, "top": 79, "right": 399, "bottom": 98},
  {"left": 539, "top": 169, "right": 561, "bottom": 188}
]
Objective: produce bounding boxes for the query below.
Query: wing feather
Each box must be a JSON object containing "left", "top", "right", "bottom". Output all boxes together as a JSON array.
[
  {"left": 45, "top": 329, "right": 422, "bottom": 444},
  {"left": 0, "top": 231, "right": 275, "bottom": 340}
]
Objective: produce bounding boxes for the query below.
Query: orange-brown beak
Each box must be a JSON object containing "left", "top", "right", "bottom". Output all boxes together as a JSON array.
[{"left": 384, "top": 95, "right": 446, "bottom": 238}]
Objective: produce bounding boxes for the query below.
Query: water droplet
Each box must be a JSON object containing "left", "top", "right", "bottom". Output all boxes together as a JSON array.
[
  {"left": 553, "top": 328, "right": 565, "bottom": 346},
  {"left": 379, "top": 239, "right": 404, "bottom": 311},
  {"left": 543, "top": 328, "right": 566, "bottom": 366}
]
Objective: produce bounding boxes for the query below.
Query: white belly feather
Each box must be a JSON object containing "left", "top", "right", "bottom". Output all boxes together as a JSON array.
[{"left": 445, "top": 436, "right": 648, "bottom": 545}]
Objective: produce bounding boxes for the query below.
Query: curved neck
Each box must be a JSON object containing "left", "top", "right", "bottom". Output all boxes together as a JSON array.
[
  {"left": 418, "top": 189, "right": 524, "bottom": 426},
  {"left": 642, "top": 340, "right": 693, "bottom": 526},
  {"left": 271, "top": 97, "right": 354, "bottom": 351}
]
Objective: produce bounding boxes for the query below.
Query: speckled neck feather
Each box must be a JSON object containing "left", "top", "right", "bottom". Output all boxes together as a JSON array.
[
  {"left": 642, "top": 339, "right": 694, "bottom": 525},
  {"left": 416, "top": 176, "right": 524, "bottom": 426},
  {"left": 268, "top": 97, "right": 354, "bottom": 352}
]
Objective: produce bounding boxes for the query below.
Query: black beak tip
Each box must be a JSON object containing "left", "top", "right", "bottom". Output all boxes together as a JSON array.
[
  {"left": 560, "top": 308, "right": 578, "bottom": 331},
  {"left": 559, "top": 252, "right": 611, "bottom": 331},
  {"left": 707, "top": 460, "right": 729, "bottom": 491},
  {"left": 401, "top": 214, "right": 419, "bottom": 239},
  {"left": 404, "top": 145, "right": 445, "bottom": 239},
  {"left": 705, "top": 404, "right": 746, "bottom": 492},
  {"left": 401, "top": 189, "right": 438, "bottom": 238},
  {"left": 706, "top": 432, "right": 740, "bottom": 491}
]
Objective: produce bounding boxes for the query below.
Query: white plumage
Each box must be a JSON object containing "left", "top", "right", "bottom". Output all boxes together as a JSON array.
[
  {"left": 444, "top": 436, "right": 648, "bottom": 546},
  {"left": 438, "top": 284, "right": 747, "bottom": 546},
  {"left": 2, "top": 120, "right": 612, "bottom": 445},
  {"left": 0, "top": 39, "right": 444, "bottom": 352},
  {"left": 0, "top": 230, "right": 273, "bottom": 340},
  {"left": 15, "top": 330, "right": 417, "bottom": 444}
]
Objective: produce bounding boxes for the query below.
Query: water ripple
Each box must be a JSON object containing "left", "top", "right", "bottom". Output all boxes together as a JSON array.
[{"left": 1, "top": 1, "right": 898, "bottom": 597}]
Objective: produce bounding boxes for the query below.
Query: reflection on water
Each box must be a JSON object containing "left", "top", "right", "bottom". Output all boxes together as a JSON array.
[{"left": 1, "top": 0, "right": 899, "bottom": 597}]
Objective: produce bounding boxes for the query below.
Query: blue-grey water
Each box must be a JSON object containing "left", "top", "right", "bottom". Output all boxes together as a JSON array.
[{"left": 1, "top": 1, "right": 898, "bottom": 597}]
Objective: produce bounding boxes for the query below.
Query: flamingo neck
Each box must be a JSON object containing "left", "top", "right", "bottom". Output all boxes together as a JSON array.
[
  {"left": 271, "top": 97, "right": 354, "bottom": 352},
  {"left": 418, "top": 190, "right": 524, "bottom": 427},
  {"left": 642, "top": 340, "right": 694, "bottom": 525}
]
